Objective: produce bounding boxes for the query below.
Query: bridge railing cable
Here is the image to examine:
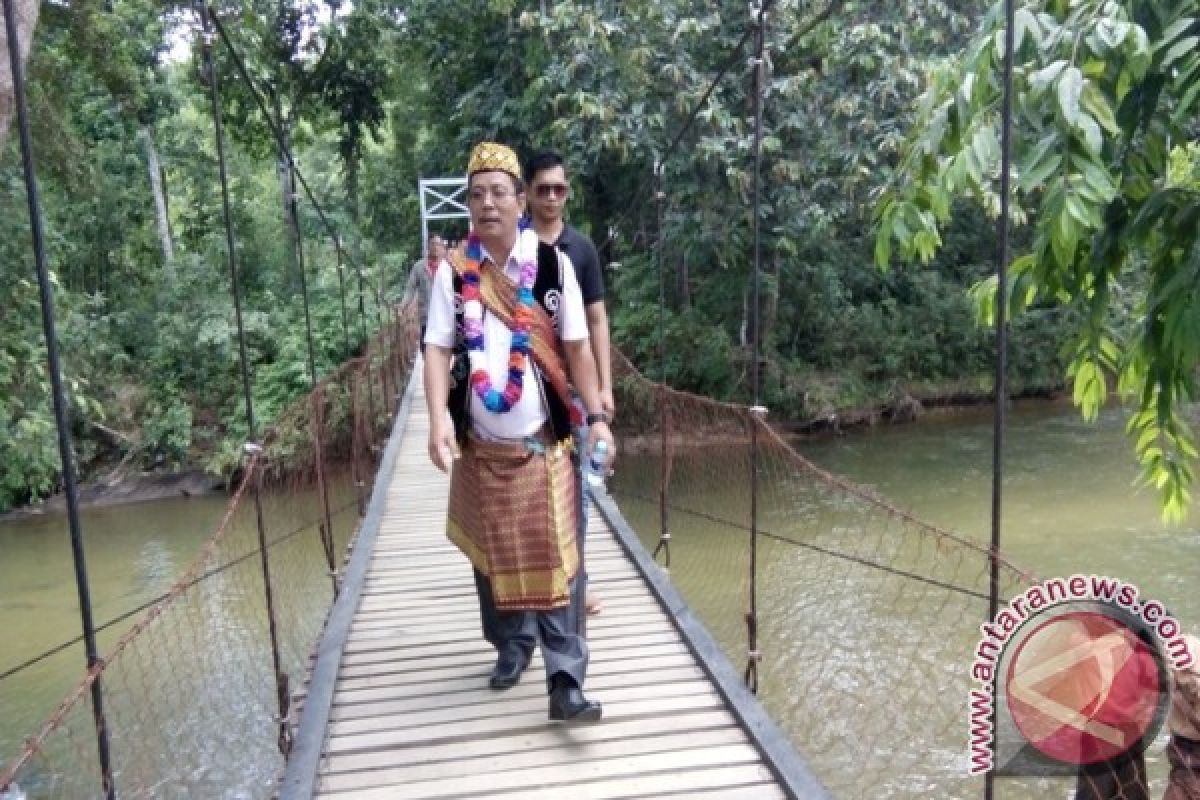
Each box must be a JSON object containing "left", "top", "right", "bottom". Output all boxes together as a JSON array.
[
  {"left": 203, "top": 4, "right": 397, "bottom": 441},
  {"left": 607, "top": 347, "right": 1039, "bottom": 798},
  {"left": 0, "top": 305, "right": 420, "bottom": 799},
  {"left": 0, "top": 2, "right": 422, "bottom": 795},
  {"left": 1, "top": 0, "right": 116, "bottom": 795},
  {"left": 599, "top": 2, "right": 1162, "bottom": 795}
]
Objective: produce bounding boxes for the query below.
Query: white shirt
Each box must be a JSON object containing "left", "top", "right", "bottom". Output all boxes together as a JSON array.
[{"left": 424, "top": 235, "right": 588, "bottom": 441}]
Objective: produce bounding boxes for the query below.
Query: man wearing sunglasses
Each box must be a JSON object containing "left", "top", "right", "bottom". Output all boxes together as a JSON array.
[{"left": 524, "top": 152, "right": 612, "bottom": 619}]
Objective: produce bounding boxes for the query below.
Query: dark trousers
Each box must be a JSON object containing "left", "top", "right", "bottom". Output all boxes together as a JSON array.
[
  {"left": 473, "top": 569, "right": 588, "bottom": 691},
  {"left": 573, "top": 448, "right": 589, "bottom": 635},
  {"left": 1166, "top": 735, "right": 1200, "bottom": 800},
  {"left": 1075, "top": 750, "right": 1148, "bottom": 800}
]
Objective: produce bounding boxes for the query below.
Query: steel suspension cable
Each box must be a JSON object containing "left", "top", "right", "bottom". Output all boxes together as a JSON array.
[
  {"left": 986, "top": 0, "right": 1016, "bottom": 796},
  {"left": 355, "top": 248, "right": 381, "bottom": 441},
  {"left": 643, "top": 11, "right": 758, "bottom": 576},
  {"left": 203, "top": 2, "right": 384, "bottom": 493},
  {"left": 203, "top": 8, "right": 375, "bottom": 344},
  {"left": 335, "top": 246, "right": 352, "bottom": 355},
  {"left": 0, "top": 495, "right": 362, "bottom": 686},
  {"left": 197, "top": 2, "right": 291, "bottom": 755},
  {"left": 2, "top": 0, "right": 116, "bottom": 794},
  {"left": 284, "top": 157, "right": 340, "bottom": 596},
  {"left": 745, "top": 0, "right": 769, "bottom": 695},
  {"left": 621, "top": 491, "right": 995, "bottom": 602},
  {"left": 652, "top": 163, "right": 671, "bottom": 568},
  {"left": 599, "top": 23, "right": 756, "bottom": 254}
]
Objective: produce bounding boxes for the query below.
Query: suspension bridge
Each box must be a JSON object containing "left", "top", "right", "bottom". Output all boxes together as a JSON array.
[
  {"left": 277, "top": 365, "right": 823, "bottom": 799},
  {"left": 4, "top": 0, "right": 1186, "bottom": 798}
]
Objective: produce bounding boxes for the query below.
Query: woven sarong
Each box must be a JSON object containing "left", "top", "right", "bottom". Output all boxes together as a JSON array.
[
  {"left": 447, "top": 434, "right": 579, "bottom": 611},
  {"left": 1166, "top": 736, "right": 1200, "bottom": 800}
]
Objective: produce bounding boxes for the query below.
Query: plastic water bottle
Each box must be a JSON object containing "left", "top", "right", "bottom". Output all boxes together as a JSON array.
[{"left": 585, "top": 440, "right": 610, "bottom": 489}]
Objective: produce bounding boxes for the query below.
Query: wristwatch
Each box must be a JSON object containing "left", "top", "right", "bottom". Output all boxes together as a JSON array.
[{"left": 586, "top": 411, "right": 610, "bottom": 426}]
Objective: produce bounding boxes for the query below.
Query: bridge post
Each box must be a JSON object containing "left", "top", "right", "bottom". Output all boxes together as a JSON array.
[
  {"left": 2, "top": 0, "right": 117, "bottom": 793},
  {"left": 280, "top": 144, "right": 340, "bottom": 598},
  {"left": 745, "top": 0, "right": 768, "bottom": 697},
  {"left": 651, "top": 163, "right": 672, "bottom": 571},
  {"left": 985, "top": 0, "right": 1017, "bottom": 796},
  {"left": 310, "top": 389, "right": 340, "bottom": 596},
  {"left": 198, "top": 0, "right": 292, "bottom": 756}
]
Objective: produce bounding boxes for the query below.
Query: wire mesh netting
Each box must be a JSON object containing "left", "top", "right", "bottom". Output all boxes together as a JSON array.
[
  {"left": 0, "top": 307, "right": 419, "bottom": 800},
  {"left": 607, "top": 350, "right": 1186, "bottom": 800}
]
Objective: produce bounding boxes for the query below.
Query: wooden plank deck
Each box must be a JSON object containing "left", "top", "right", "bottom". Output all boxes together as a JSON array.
[{"left": 282, "top": 370, "right": 826, "bottom": 799}]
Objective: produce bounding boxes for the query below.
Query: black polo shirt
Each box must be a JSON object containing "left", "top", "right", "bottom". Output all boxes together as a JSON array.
[{"left": 555, "top": 224, "right": 605, "bottom": 306}]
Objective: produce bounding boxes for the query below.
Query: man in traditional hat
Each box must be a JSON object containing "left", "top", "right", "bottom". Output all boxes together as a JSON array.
[{"left": 423, "top": 141, "right": 614, "bottom": 723}]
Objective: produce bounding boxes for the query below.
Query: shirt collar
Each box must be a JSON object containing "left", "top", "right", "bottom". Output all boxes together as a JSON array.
[{"left": 478, "top": 242, "right": 519, "bottom": 273}]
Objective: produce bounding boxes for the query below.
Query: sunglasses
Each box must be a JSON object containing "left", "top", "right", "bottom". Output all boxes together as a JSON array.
[{"left": 534, "top": 183, "right": 569, "bottom": 199}]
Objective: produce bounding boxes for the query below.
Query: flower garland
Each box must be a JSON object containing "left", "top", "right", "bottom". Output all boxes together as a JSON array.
[{"left": 461, "top": 227, "right": 539, "bottom": 413}]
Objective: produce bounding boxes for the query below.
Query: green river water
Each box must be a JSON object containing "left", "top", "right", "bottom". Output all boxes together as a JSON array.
[{"left": 1, "top": 403, "right": 1196, "bottom": 798}]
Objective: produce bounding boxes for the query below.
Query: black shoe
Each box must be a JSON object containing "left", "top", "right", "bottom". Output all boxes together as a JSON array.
[
  {"left": 548, "top": 685, "right": 603, "bottom": 723},
  {"left": 489, "top": 650, "right": 529, "bottom": 690}
]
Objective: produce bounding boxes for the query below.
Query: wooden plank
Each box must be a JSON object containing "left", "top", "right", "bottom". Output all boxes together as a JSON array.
[
  {"left": 319, "top": 727, "right": 750, "bottom": 792},
  {"left": 336, "top": 630, "right": 684, "bottom": 669},
  {"left": 348, "top": 599, "right": 663, "bottom": 633},
  {"left": 285, "top": 381, "right": 811, "bottom": 800},
  {"left": 334, "top": 641, "right": 692, "bottom": 682},
  {"left": 481, "top": 767, "right": 783, "bottom": 800},
  {"left": 327, "top": 680, "right": 719, "bottom": 737},
  {"left": 315, "top": 744, "right": 763, "bottom": 799},
  {"left": 299, "top": 652, "right": 701, "bottom": 707},
  {"left": 340, "top": 620, "right": 678, "bottom": 655},
  {"left": 327, "top": 666, "right": 707, "bottom": 718},
  {"left": 323, "top": 694, "right": 729, "bottom": 754},
  {"left": 320, "top": 711, "right": 740, "bottom": 776}
]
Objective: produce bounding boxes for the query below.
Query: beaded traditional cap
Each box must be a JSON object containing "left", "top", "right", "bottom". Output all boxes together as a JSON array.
[{"left": 467, "top": 141, "right": 521, "bottom": 179}]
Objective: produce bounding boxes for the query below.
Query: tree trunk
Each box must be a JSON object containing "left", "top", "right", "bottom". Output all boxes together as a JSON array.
[
  {"left": 763, "top": 253, "right": 780, "bottom": 353},
  {"left": 139, "top": 124, "right": 174, "bottom": 271},
  {"left": 345, "top": 154, "right": 359, "bottom": 225},
  {"left": 278, "top": 127, "right": 298, "bottom": 292},
  {"left": 739, "top": 284, "right": 751, "bottom": 347},
  {"left": 676, "top": 251, "right": 691, "bottom": 309},
  {"left": 0, "top": 0, "right": 40, "bottom": 153},
  {"left": 273, "top": 93, "right": 296, "bottom": 263}
]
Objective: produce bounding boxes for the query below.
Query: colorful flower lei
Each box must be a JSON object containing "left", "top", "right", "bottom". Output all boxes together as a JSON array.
[{"left": 461, "top": 227, "right": 539, "bottom": 413}]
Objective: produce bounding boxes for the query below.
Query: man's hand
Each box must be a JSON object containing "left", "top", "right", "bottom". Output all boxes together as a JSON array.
[
  {"left": 585, "top": 420, "right": 616, "bottom": 472},
  {"left": 428, "top": 419, "right": 459, "bottom": 473},
  {"left": 599, "top": 385, "right": 616, "bottom": 422}
]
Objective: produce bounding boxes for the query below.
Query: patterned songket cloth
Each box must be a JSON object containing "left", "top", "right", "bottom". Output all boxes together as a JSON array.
[{"left": 447, "top": 435, "right": 580, "bottom": 611}]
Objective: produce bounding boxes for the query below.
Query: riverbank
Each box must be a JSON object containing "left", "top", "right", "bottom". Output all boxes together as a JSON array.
[
  {"left": 616, "top": 380, "right": 1069, "bottom": 455},
  {"left": 2, "top": 380, "right": 1068, "bottom": 519},
  {"left": 782, "top": 381, "right": 1067, "bottom": 435},
  {"left": 0, "top": 469, "right": 225, "bottom": 522}
]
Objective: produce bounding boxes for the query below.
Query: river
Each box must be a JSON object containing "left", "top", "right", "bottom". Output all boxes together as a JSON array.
[
  {"left": 609, "top": 400, "right": 1199, "bottom": 799},
  {"left": 0, "top": 476, "right": 360, "bottom": 797},
  {"left": 2, "top": 404, "right": 1197, "bottom": 798}
]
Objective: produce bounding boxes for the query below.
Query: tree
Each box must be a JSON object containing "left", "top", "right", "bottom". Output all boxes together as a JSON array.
[
  {"left": 876, "top": 0, "right": 1200, "bottom": 519},
  {"left": 0, "top": 0, "right": 40, "bottom": 151},
  {"left": 308, "top": 1, "right": 392, "bottom": 223}
]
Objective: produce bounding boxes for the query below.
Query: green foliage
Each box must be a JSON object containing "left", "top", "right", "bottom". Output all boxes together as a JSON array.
[
  {"left": 878, "top": 0, "right": 1200, "bottom": 519},
  {"left": 0, "top": 3, "right": 395, "bottom": 512},
  {"left": 387, "top": 0, "right": 1065, "bottom": 413},
  {"left": 142, "top": 397, "right": 194, "bottom": 467},
  {"left": 1, "top": 0, "right": 1080, "bottom": 512}
]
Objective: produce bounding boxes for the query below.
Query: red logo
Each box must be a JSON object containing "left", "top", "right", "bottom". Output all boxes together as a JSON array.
[{"left": 1005, "top": 610, "right": 1163, "bottom": 765}]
